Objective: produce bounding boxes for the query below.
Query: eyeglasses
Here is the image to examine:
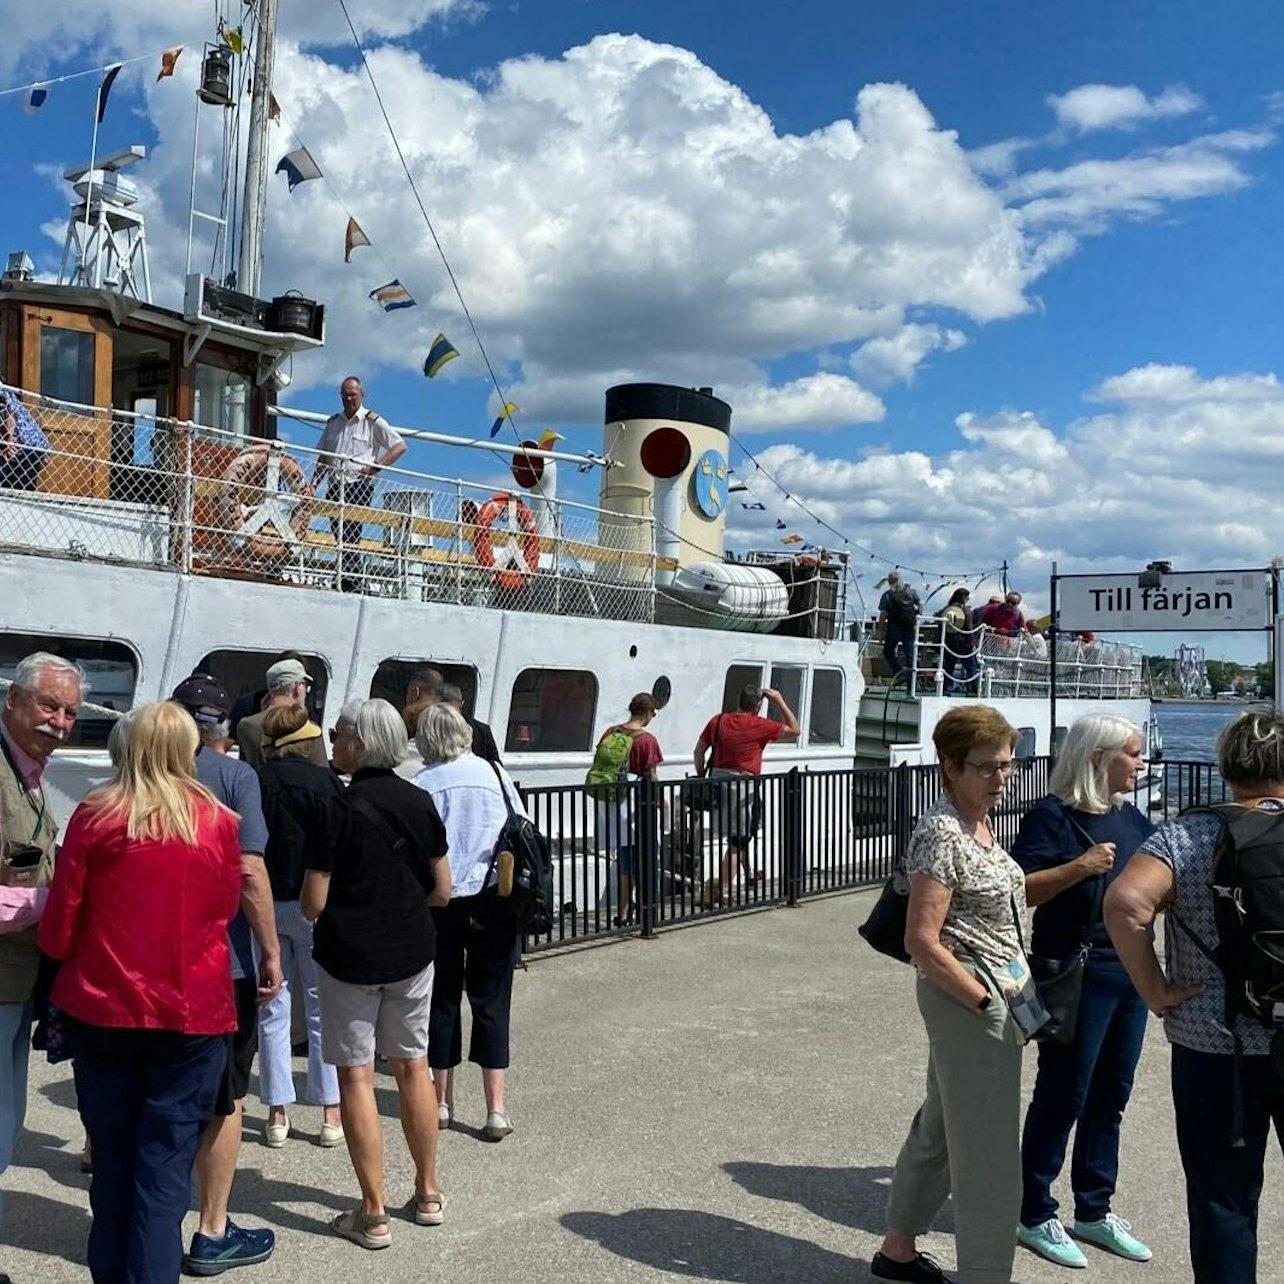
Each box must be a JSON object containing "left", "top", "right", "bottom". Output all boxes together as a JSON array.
[{"left": 964, "top": 759, "right": 1017, "bottom": 778}]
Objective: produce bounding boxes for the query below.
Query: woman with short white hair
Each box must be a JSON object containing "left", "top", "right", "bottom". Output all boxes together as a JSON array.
[
  {"left": 1011, "top": 714, "right": 1153, "bottom": 1269},
  {"left": 302, "top": 698, "right": 451, "bottom": 1250},
  {"left": 413, "top": 702, "right": 525, "bottom": 1142}
]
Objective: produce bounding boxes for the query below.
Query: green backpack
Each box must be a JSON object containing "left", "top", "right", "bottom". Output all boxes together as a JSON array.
[{"left": 585, "top": 726, "right": 642, "bottom": 801}]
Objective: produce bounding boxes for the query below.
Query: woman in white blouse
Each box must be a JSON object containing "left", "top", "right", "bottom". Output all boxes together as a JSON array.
[
  {"left": 873, "top": 705, "right": 1028, "bottom": 1284},
  {"left": 413, "top": 703, "right": 526, "bottom": 1142}
]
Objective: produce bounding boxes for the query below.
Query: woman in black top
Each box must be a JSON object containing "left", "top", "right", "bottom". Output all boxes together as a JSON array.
[
  {"left": 302, "top": 699, "right": 451, "bottom": 1251},
  {"left": 1012, "top": 714, "right": 1153, "bottom": 1269}
]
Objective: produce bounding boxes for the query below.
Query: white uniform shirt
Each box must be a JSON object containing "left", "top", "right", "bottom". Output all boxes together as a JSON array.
[{"left": 316, "top": 407, "right": 402, "bottom": 477}]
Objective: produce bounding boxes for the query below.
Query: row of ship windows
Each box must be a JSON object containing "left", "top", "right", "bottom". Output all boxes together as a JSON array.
[{"left": 1, "top": 635, "right": 846, "bottom": 754}]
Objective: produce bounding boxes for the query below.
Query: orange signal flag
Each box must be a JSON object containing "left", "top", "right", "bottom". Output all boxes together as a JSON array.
[{"left": 157, "top": 47, "right": 183, "bottom": 82}]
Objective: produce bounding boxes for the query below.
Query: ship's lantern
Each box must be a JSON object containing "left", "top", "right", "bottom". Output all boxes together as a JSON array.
[{"left": 198, "top": 47, "right": 234, "bottom": 107}]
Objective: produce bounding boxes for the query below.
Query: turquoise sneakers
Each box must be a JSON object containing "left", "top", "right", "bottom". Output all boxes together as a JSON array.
[
  {"left": 1072, "top": 1213, "right": 1153, "bottom": 1262},
  {"left": 1017, "top": 1218, "right": 1088, "bottom": 1269}
]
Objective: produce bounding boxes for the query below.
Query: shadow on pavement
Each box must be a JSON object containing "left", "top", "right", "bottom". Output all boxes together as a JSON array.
[
  {"left": 722, "top": 1161, "right": 954, "bottom": 1235},
  {"left": 1, "top": 1190, "right": 90, "bottom": 1265},
  {"left": 561, "top": 1208, "right": 863, "bottom": 1282}
]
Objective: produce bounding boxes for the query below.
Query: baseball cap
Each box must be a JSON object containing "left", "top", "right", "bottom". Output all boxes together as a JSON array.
[
  {"left": 266, "top": 658, "right": 312, "bottom": 686},
  {"left": 171, "top": 673, "right": 231, "bottom": 724}
]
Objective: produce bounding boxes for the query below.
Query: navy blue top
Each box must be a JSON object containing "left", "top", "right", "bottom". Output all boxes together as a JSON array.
[{"left": 1012, "top": 795, "right": 1154, "bottom": 961}]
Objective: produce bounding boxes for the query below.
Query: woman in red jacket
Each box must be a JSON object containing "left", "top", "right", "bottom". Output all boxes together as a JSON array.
[{"left": 38, "top": 700, "right": 242, "bottom": 1284}]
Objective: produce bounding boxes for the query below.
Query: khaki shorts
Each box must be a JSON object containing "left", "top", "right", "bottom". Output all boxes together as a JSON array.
[{"left": 315, "top": 961, "right": 435, "bottom": 1066}]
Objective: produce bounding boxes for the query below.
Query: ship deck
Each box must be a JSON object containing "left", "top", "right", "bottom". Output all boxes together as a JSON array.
[{"left": 7, "top": 891, "right": 1279, "bottom": 1283}]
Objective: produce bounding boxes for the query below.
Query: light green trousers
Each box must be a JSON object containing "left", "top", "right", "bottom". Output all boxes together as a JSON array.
[{"left": 886, "top": 970, "right": 1024, "bottom": 1284}]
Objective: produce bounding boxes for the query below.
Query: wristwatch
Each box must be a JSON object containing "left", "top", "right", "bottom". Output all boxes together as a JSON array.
[{"left": 973, "top": 992, "right": 993, "bottom": 1016}]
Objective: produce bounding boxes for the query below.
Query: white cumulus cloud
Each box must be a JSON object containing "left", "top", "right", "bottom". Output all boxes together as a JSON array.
[{"left": 1047, "top": 83, "right": 1203, "bottom": 132}]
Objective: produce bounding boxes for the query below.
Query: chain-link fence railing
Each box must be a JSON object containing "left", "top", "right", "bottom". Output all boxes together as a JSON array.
[{"left": 0, "top": 385, "right": 657, "bottom": 624}]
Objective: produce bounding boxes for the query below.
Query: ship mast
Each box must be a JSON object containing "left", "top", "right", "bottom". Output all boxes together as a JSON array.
[{"left": 238, "top": 0, "right": 278, "bottom": 297}]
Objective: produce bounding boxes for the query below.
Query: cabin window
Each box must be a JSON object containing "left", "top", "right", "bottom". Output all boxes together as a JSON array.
[
  {"left": 1015, "top": 726, "right": 1037, "bottom": 759},
  {"left": 1053, "top": 725, "right": 1069, "bottom": 756},
  {"left": 195, "top": 650, "right": 329, "bottom": 729},
  {"left": 40, "top": 327, "right": 95, "bottom": 403},
  {"left": 767, "top": 664, "right": 805, "bottom": 728},
  {"left": 0, "top": 632, "right": 138, "bottom": 749},
  {"left": 193, "top": 363, "right": 251, "bottom": 438},
  {"left": 505, "top": 668, "right": 597, "bottom": 753},
  {"left": 370, "top": 660, "right": 479, "bottom": 718},
  {"left": 721, "top": 664, "right": 763, "bottom": 712},
  {"left": 809, "top": 668, "right": 844, "bottom": 745}
]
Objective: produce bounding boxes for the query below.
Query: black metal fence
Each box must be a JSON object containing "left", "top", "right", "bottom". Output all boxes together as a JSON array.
[{"left": 517, "top": 755, "right": 1221, "bottom": 953}]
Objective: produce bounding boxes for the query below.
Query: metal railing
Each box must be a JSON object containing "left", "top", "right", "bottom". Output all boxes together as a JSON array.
[
  {"left": 0, "top": 386, "right": 657, "bottom": 625},
  {"left": 516, "top": 755, "right": 1225, "bottom": 953},
  {"left": 871, "top": 617, "right": 1146, "bottom": 699}
]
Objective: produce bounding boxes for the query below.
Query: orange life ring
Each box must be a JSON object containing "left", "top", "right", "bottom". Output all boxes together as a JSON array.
[
  {"left": 473, "top": 491, "right": 540, "bottom": 590},
  {"left": 215, "top": 446, "right": 314, "bottom": 561}
]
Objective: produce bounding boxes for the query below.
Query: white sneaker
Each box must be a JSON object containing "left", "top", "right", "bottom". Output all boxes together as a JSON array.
[
  {"left": 437, "top": 1102, "right": 452, "bottom": 1129},
  {"left": 264, "top": 1115, "right": 290, "bottom": 1148},
  {"left": 318, "top": 1120, "right": 344, "bottom": 1148},
  {"left": 484, "top": 1110, "right": 513, "bottom": 1141}
]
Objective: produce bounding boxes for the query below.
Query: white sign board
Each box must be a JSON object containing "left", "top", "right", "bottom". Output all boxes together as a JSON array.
[{"left": 1059, "top": 570, "right": 1270, "bottom": 633}]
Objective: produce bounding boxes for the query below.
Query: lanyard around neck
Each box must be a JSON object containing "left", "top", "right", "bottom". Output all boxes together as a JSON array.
[{"left": 0, "top": 730, "right": 47, "bottom": 844}]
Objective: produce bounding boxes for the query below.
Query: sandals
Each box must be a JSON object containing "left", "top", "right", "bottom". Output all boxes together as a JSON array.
[
  {"left": 412, "top": 1191, "right": 446, "bottom": 1226},
  {"left": 331, "top": 1207, "right": 392, "bottom": 1250}
]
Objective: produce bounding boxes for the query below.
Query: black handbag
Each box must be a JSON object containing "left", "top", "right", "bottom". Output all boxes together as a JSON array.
[
  {"left": 1028, "top": 811, "right": 1105, "bottom": 1046},
  {"left": 858, "top": 873, "right": 911, "bottom": 963},
  {"left": 682, "top": 716, "right": 725, "bottom": 813}
]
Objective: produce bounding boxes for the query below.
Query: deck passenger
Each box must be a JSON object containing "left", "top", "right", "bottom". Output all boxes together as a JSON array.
[
  {"left": 0, "top": 652, "right": 80, "bottom": 1233},
  {"left": 1012, "top": 715, "right": 1152, "bottom": 1268},
  {"left": 874, "top": 705, "right": 1028, "bottom": 1284},
  {"left": 255, "top": 704, "right": 345, "bottom": 1151},
  {"left": 311, "top": 377, "right": 406, "bottom": 593},
  {"left": 1106, "top": 710, "right": 1284, "bottom": 1284},
  {"left": 982, "top": 591, "right": 1026, "bottom": 638},
  {"left": 304, "top": 699, "right": 449, "bottom": 1249},
  {"left": 404, "top": 667, "right": 502, "bottom": 767},
  {"left": 937, "top": 588, "right": 979, "bottom": 695},
  {"left": 879, "top": 570, "right": 922, "bottom": 681},
  {"left": 37, "top": 701, "right": 242, "bottom": 1284},
  {"left": 171, "top": 674, "right": 283, "bottom": 1274},
  {"left": 0, "top": 390, "right": 50, "bottom": 492},
  {"left": 413, "top": 702, "right": 525, "bottom": 1142}
]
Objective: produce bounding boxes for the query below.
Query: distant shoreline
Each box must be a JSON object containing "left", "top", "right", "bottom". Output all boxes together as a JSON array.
[{"left": 1153, "top": 697, "right": 1266, "bottom": 706}]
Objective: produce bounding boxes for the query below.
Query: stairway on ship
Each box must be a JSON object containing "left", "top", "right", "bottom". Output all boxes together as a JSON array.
[{"left": 855, "top": 684, "right": 922, "bottom": 768}]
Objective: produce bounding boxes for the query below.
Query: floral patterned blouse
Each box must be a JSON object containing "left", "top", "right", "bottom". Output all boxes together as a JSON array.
[{"left": 904, "top": 794, "right": 1028, "bottom": 971}]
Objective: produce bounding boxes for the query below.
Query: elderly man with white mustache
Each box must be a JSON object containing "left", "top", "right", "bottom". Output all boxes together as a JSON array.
[{"left": 0, "top": 651, "right": 82, "bottom": 1240}]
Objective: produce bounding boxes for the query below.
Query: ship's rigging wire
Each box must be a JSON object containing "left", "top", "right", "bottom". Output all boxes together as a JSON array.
[{"left": 333, "top": 0, "right": 526, "bottom": 451}]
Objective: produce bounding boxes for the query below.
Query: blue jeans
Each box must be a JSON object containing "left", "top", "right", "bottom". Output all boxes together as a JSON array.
[
  {"left": 883, "top": 625, "right": 915, "bottom": 678},
  {"left": 257, "top": 900, "right": 338, "bottom": 1108},
  {"left": 0, "top": 999, "right": 33, "bottom": 1227},
  {"left": 1020, "top": 954, "right": 1148, "bottom": 1226},
  {"left": 943, "top": 651, "right": 980, "bottom": 694},
  {"left": 1171, "top": 1044, "right": 1284, "bottom": 1284},
  {"left": 74, "top": 1025, "right": 227, "bottom": 1284}
]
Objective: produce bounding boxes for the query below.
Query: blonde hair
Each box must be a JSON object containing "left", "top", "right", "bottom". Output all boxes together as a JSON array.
[
  {"left": 416, "top": 702, "right": 473, "bottom": 764},
  {"left": 1218, "top": 709, "right": 1284, "bottom": 788},
  {"left": 1049, "top": 714, "right": 1142, "bottom": 813},
  {"left": 86, "top": 701, "right": 225, "bottom": 845}
]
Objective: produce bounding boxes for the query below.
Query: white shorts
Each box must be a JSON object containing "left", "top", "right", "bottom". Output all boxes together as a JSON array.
[{"left": 315, "top": 961, "right": 435, "bottom": 1066}]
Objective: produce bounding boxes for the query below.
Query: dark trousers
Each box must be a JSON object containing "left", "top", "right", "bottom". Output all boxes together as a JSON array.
[
  {"left": 329, "top": 473, "right": 374, "bottom": 587},
  {"left": 73, "top": 1025, "right": 228, "bottom": 1284},
  {"left": 942, "top": 649, "right": 980, "bottom": 694},
  {"left": 1172, "top": 1044, "right": 1284, "bottom": 1284},
  {"left": 1020, "top": 955, "right": 1148, "bottom": 1226},
  {"left": 0, "top": 448, "right": 43, "bottom": 490},
  {"left": 883, "top": 625, "right": 915, "bottom": 678},
  {"left": 428, "top": 894, "right": 520, "bottom": 1070}
]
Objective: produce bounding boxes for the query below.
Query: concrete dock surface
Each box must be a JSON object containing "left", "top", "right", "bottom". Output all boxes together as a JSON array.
[{"left": 5, "top": 888, "right": 1283, "bottom": 1282}]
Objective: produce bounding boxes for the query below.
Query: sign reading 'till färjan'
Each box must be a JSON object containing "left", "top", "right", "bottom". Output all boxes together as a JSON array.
[{"left": 1059, "top": 571, "right": 1271, "bottom": 633}]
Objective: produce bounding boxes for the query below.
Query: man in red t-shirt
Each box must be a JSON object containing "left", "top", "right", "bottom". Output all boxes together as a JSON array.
[
  {"left": 693, "top": 685, "right": 799, "bottom": 904},
  {"left": 981, "top": 590, "right": 1026, "bottom": 638}
]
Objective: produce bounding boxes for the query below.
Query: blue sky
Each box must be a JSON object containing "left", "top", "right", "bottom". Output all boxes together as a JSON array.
[{"left": 2, "top": 0, "right": 1282, "bottom": 662}]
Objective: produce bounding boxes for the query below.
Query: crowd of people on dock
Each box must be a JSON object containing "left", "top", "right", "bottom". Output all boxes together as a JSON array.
[
  {"left": 869, "top": 703, "right": 1284, "bottom": 1284},
  {"left": 0, "top": 651, "right": 531, "bottom": 1279}
]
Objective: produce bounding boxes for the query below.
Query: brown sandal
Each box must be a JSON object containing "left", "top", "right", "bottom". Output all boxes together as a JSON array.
[
  {"left": 412, "top": 1191, "right": 446, "bottom": 1226},
  {"left": 331, "top": 1207, "right": 392, "bottom": 1249}
]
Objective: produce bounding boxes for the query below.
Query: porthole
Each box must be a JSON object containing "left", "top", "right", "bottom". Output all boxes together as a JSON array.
[{"left": 651, "top": 675, "right": 672, "bottom": 710}]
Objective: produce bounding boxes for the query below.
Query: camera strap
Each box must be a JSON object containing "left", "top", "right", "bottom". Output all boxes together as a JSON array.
[{"left": 0, "top": 728, "right": 47, "bottom": 843}]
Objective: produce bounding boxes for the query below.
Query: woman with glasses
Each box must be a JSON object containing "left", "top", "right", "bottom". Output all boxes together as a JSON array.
[
  {"left": 874, "top": 706, "right": 1029, "bottom": 1284},
  {"left": 1011, "top": 715, "right": 1152, "bottom": 1269}
]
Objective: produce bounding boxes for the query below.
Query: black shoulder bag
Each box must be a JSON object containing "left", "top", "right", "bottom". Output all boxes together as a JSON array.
[
  {"left": 681, "top": 715, "right": 724, "bottom": 813},
  {"left": 1026, "top": 810, "right": 1105, "bottom": 1046}
]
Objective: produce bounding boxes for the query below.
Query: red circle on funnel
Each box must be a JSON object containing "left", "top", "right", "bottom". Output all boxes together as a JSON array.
[{"left": 640, "top": 426, "right": 691, "bottom": 479}]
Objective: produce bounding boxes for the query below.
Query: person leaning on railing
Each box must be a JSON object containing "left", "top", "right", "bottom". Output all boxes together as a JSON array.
[
  {"left": 937, "top": 588, "right": 980, "bottom": 696},
  {"left": 873, "top": 705, "right": 1027, "bottom": 1284}
]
